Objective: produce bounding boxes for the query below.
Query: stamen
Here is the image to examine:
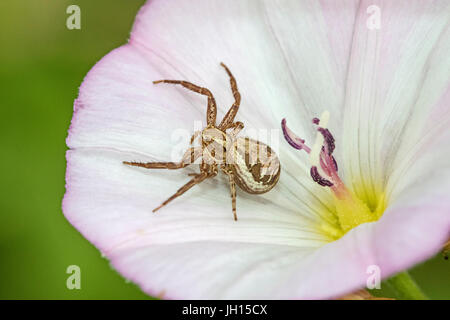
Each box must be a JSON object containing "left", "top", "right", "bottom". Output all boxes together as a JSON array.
[
  {"left": 282, "top": 112, "right": 385, "bottom": 235},
  {"left": 310, "top": 166, "right": 333, "bottom": 187},
  {"left": 317, "top": 127, "right": 335, "bottom": 155},
  {"left": 319, "top": 148, "right": 338, "bottom": 177},
  {"left": 281, "top": 112, "right": 336, "bottom": 188},
  {"left": 332, "top": 156, "right": 338, "bottom": 172},
  {"left": 281, "top": 118, "right": 311, "bottom": 153},
  {"left": 309, "top": 111, "right": 330, "bottom": 167}
]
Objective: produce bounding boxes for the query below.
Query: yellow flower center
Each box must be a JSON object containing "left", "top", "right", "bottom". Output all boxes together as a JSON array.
[{"left": 333, "top": 185, "right": 386, "bottom": 233}]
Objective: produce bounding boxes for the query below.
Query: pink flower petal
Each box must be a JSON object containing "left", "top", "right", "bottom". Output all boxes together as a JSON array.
[{"left": 107, "top": 185, "right": 450, "bottom": 299}]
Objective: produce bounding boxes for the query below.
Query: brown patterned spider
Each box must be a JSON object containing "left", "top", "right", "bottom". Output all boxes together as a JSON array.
[{"left": 123, "top": 63, "right": 280, "bottom": 220}]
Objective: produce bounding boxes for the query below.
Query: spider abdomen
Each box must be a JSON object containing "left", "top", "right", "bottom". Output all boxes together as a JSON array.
[{"left": 231, "top": 137, "right": 280, "bottom": 194}]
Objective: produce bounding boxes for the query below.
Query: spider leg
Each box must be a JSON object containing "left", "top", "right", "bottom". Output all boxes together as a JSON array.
[
  {"left": 152, "top": 171, "right": 210, "bottom": 212},
  {"left": 123, "top": 147, "right": 202, "bottom": 169},
  {"left": 227, "top": 121, "right": 244, "bottom": 138},
  {"left": 222, "top": 167, "right": 238, "bottom": 221},
  {"left": 154, "top": 79, "right": 217, "bottom": 126},
  {"left": 190, "top": 130, "right": 202, "bottom": 145},
  {"left": 218, "top": 63, "right": 241, "bottom": 130}
]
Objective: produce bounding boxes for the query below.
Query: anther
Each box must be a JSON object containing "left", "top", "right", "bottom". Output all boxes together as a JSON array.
[
  {"left": 317, "top": 127, "right": 335, "bottom": 155},
  {"left": 310, "top": 166, "right": 334, "bottom": 187},
  {"left": 281, "top": 118, "right": 311, "bottom": 153},
  {"left": 309, "top": 111, "right": 330, "bottom": 167}
]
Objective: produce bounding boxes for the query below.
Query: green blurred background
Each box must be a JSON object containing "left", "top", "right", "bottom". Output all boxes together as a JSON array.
[{"left": 0, "top": 0, "right": 448, "bottom": 299}]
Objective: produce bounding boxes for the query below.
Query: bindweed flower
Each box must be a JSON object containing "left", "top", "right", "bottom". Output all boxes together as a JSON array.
[{"left": 63, "top": 0, "right": 450, "bottom": 299}]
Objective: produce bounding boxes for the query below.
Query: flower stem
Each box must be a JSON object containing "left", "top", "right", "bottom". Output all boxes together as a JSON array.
[{"left": 385, "top": 271, "right": 428, "bottom": 300}]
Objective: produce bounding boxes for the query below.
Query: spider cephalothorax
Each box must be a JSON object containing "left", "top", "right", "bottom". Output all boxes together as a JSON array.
[{"left": 123, "top": 63, "right": 280, "bottom": 220}]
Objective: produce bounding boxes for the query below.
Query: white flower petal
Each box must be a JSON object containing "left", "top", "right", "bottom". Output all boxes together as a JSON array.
[{"left": 341, "top": 0, "right": 450, "bottom": 203}]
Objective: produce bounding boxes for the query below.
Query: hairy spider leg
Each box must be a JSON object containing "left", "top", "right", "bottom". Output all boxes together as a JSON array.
[
  {"left": 154, "top": 163, "right": 218, "bottom": 212},
  {"left": 123, "top": 147, "right": 202, "bottom": 169},
  {"left": 190, "top": 130, "right": 202, "bottom": 145},
  {"left": 228, "top": 121, "right": 244, "bottom": 138},
  {"left": 152, "top": 171, "right": 210, "bottom": 212},
  {"left": 219, "top": 63, "right": 241, "bottom": 130},
  {"left": 222, "top": 167, "right": 238, "bottom": 221},
  {"left": 153, "top": 80, "right": 217, "bottom": 126}
]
